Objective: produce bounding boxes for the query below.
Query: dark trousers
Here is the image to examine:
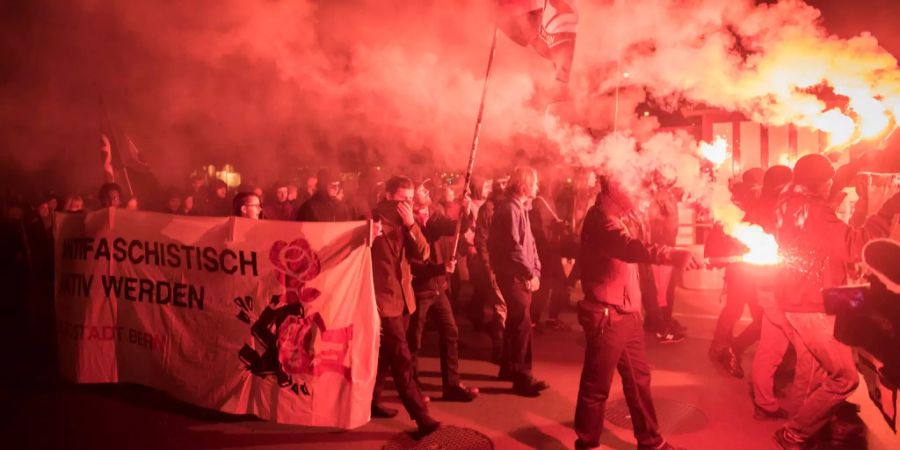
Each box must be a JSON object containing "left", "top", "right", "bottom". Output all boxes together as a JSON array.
[
  {"left": 531, "top": 271, "right": 569, "bottom": 323},
  {"left": 469, "top": 259, "right": 507, "bottom": 364},
  {"left": 639, "top": 264, "right": 664, "bottom": 334},
  {"left": 372, "top": 315, "right": 429, "bottom": 421},
  {"left": 496, "top": 274, "right": 534, "bottom": 380},
  {"left": 408, "top": 291, "right": 461, "bottom": 389},
  {"left": 574, "top": 300, "right": 663, "bottom": 449},
  {"left": 712, "top": 264, "right": 763, "bottom": 355}
]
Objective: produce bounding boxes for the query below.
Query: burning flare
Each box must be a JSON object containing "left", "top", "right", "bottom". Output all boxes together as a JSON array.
[{"left": 731, "top": 223, "right": 780, "bottom": 266}]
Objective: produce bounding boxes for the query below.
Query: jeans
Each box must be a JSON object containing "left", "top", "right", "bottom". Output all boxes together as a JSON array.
[
  {"left": 408, "top": 291, "right": 461, "bottom": 389},
  {"left": 574, "top": 299, "right": 664, "bottom": 448},
  {"left": 496, "top": 274, "right": 534, "bottom": 380},
  {"left": 751, "top": 303, "right": 816, "bottom": 413},
  {"left": 372, "top": 315, "right": 429, "bottom": 421},
  {"left": 783, "top": 312, "right": 859, "bottom": 441}
]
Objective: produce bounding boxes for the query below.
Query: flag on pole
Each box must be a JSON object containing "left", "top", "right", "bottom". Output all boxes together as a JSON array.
[
  {"left": 498, "top": 0, "right": 578, "bottom": 83},
  {"left": 120, "top": 133, "right": 152, "bottom": 173}
]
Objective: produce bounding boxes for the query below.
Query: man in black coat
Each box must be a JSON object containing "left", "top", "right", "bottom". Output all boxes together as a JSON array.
[
  {"left": 296, "top": 168, "right": 351, "bottom": 222},
  {"left": 407, "top": 185, "right": 479, "bottom": 402}
]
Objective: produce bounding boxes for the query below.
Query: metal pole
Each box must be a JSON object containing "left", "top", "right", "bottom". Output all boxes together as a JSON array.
[{"left": 451, "top": 27, "right": 499, "bottom": 259}]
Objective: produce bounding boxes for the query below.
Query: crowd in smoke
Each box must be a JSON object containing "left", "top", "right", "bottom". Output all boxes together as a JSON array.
[{"left": 2, "top": 0, "right": 899, "bottom": 227}]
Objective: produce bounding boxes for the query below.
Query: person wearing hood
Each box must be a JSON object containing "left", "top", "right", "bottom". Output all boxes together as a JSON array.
[
  {"left": 295, "top": 168, "right": 351, "bottom": 222},
  {"left": 772, "top": 154, "right": 900, "bottom": 449},
  {"left": 202, "top": 179, "right": 231, "bottom": 217},
  {"left": 747, "top": 165, "right": 799, "bottom": 422}
]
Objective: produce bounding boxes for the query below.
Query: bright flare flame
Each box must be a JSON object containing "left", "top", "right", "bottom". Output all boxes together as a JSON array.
[
  {"left": 732, "top": 223, "right": 781, "bottom": 265},
  {"left": 812, "top": 109, "right": 855, "bottom": 148},
  {"left": 850, "top": 96, "right": 891, "bottom": 140},
  {"left": 699, "top": 137, "right": 729, "bottom": 166}
]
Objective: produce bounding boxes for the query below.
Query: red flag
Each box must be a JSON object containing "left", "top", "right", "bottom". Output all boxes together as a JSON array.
[{"left": 498, "top": 0, "right": 578, "bottom": 83}]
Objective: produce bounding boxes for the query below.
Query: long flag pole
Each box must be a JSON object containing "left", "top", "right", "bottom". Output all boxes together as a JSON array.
[{"left": 451, "top": 27, "right": 499, "bottom": 260}]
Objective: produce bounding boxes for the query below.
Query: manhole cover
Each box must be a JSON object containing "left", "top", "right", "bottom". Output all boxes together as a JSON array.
[
  {"left": 605, "top": 397, "right": 708, "bottom": 434},
  {"left": 383, "top": 425, "right": 493, "bottom": 450}
]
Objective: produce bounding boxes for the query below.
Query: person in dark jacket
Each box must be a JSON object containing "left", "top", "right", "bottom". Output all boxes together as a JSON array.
[
  {"left": 772, "top": 154, "right": 900, "bottom": 449},
  {"left": 369, "top": 176, "right": 441, "bottom": 436},
  {"left": 407, "top": 185, "right": 479, "bottom": 402},
  {"left": 641, "top": 181, "right": 686, "bottom": 343},
  {"left": 202, "top": 179, "right": 231, "bottom": 217},
  {"left": 262, "top": 180, "right": 296, "bottom": 221},
  {"left": 529, "top": 189, "right": 569, "bottom": 330},
  {"left": 748, "top": 165, "right": 799, "bottom": 422},
  {"left": 709, "top": 170, "right": 769, "bottom": 379},
  {"left": 295, "top": 168, "right": 352, "bottom": 222},
  {"left": 575, "top": 175, "right": 700, "bottom": 450},
  {"left": 471, "top": 177, "right": 508, "bottom": 367},
  {"left": 488, "top": 166, "right": 548, "bottom": 397}
]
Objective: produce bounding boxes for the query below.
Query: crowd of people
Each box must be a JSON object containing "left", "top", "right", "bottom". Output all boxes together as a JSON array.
[{"left": 3, "top": 150, "right": 899, "bottom": 450}]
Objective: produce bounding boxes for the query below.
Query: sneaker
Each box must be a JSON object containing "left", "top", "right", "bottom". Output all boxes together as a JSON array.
[
  {"left": 668, "top": 318, "right": 688, "bottom": 334},
  {"left": 714, "top": 346, "right": 744, "bottom": 378},
  {"left": 655, "top": 329, "right": 686, "bottom": 344},
  {"left": 371, "top": 403, "right": 399, "bottom": 419},
  {"left": 773, "top": 428, "right": 807, "bottom": 450},
  {"left": 442, "top": 383, "right": 479, "bottom": 402},
  {"left": 415, "top": 415, "right": 442, "bottom": 438},
  {"left": 512, "top": 376, "right": 549, "bottom": 397},
  {"left": 754, "top": 405, "right": 789, "bottom": 421}
]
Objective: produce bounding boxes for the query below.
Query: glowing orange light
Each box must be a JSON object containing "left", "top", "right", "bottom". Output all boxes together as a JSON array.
[
  {"left": 778, "top": 153, "right": 797, "bottom": 167},
  {"left": 813, "top": 109, "right": 855, "bottom": 148},
  {"left": 732, "top": 223, "right": 780, "bottom": 265},
  {"left": 699, "top": 137, "right": 729, "bottom": 166},
  {"left": 851, "top": 96, "right": 891, "bottom": 140}
]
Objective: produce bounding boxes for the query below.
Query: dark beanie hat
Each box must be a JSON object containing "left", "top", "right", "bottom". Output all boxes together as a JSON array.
[
  {"left": 762, "top": 165, "right": 792, "bottom": 195},
  {"left": 793, "top": 154, "right": 835, "bottom": 188}
]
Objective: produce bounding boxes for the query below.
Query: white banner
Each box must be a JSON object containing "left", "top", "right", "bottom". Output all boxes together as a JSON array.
[{"left": 55, "top": 209, "right": 378, "bottom": 429}]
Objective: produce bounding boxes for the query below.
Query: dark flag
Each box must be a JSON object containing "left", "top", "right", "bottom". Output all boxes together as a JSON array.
[{"left": 103, "top": 128, "right": 163, "bottom": 209}]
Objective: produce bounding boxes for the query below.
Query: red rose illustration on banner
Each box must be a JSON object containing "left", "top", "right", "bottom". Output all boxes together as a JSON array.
[
  {"left": 269, "top": 238, "right": 321, "bottom": 304},
  {"left": 277, "top": 314, "right": 317, "bottom": 375},
  {"left": 277, "top": 313, "right": 353, "bottom": 381}
]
